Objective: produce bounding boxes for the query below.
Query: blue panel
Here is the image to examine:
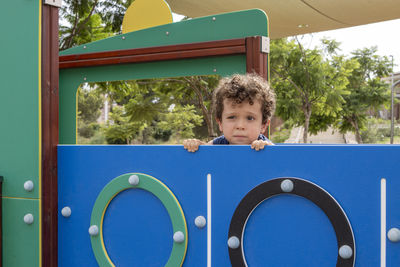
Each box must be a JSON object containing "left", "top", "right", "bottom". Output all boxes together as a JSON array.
[
  {"left": 58, "top": 145, "right": 400, "bottom": 266},
  {"left": 243, "top": 195, "right": 337, "bottom": 266},
  {"left": 103, "top": 189, "right": 173, "bottom": 267}
]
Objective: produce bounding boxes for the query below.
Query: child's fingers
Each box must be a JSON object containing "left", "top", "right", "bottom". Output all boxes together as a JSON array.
[{"left": 183, "top": 139, "right": 201, "bottom": 152}]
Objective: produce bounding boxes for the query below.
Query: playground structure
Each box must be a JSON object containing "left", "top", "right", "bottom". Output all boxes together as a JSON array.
[{"left": 1, "top": 1, "right": 400, "bottom": 267}]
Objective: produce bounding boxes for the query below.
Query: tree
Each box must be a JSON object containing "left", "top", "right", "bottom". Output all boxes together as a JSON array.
[
  {"left": 77, "top": 87, "right": 103, "bottom": 138},
  {"left": 60, "top": 0, "right": 133, "bottom": 50},
  {"left": 157, "top": 105, "right": 203, "bottom": 141},
  {"left": 336, "top": 47, "right": 392, "bottom": 143},
  {"left": 270, "top": 37, "right": 351, "bottom": 143},
  {"left": 103, "top": 105, "right": 143, "bottom": 144}
]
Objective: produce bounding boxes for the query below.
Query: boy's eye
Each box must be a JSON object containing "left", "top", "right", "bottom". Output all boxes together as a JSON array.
[
  {"left": 247, "top": 116, "right": 255, "bottom": 121},
  {"left": 227, "top": 116, "right": 235, "bottom": 119}
]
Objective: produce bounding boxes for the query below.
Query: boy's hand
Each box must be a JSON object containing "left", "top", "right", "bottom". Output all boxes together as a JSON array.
[
  {"left": 183, "top": 139, "right": 205, "bottom": 152},
  {"left": 251, "top": 140, "right": 274, "bottom": 151}
]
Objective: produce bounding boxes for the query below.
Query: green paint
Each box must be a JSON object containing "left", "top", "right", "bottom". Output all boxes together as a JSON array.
[
  {"left": 60, "top": 9, "right": 268, "bottom": 56},
  {"left": 0, "top": 0, "right": 39, "bottom": 198},
  {"left": 60, "top": 55, "right": 246, "bottom": 143},
  {"left": 0, "top": 1, "right": 40, "bottom": 198},
  {"left": 90, "top": 173, "right": 187, "bottom": 267},
  {"left": 2, "top": 198, "right": 40, "bottom": 267}
]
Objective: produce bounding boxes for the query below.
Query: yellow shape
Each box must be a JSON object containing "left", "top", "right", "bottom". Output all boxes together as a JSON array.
[{"left": 122, "top": 0, "right": 173, "bottom": 34}]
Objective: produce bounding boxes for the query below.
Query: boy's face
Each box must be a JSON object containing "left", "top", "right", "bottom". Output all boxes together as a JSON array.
[{"left": 217, "top": 99, "right": 268, "bottom": 144}]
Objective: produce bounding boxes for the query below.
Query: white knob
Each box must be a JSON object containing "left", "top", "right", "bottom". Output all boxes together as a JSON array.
[
  {"left": 89, "top": 225, "right": 99, "bottom": 236},
  {"left": 281, "top": 179, "right": 294, "bottom": 192},
  {"left": 128, "top": 175, "right": 140, "bottom": 186},
  {"left": 61, "top": 207, "right": 72, "bottom": 217},
  {"left": 228, "top": 236, "right": 240, "bottom": 249},
  {"left": 24, "top": 180, "right": 34, "bottom": 192},
  {"left": 195, "top": 216, "right": 207, "bottom": 228},
  {"left": 339, "top": 245, "right": 353, "bottom": 259},
  {"left": 388, "top": 228, "right": 400, "bottom": 242},
  {"left": 173, "top": 231, "right": 185, "bottom": 243},
  {"left": 24, "top": 213, "right": 34, "bottom": 224}
]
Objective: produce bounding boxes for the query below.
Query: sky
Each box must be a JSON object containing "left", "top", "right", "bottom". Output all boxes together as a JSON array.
[
  {"left": 308, "top": 19, "right": 400, "bottom": 72},
  {"left": 173, "top": 14, "right": 400, "bottom": 72}
]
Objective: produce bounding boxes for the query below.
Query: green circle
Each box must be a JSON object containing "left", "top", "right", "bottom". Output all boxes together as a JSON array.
[{"left": 90, "top": 173, "right": 188, "bottom": 267}]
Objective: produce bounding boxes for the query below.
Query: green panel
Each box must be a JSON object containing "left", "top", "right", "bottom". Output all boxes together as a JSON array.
[
  {"left": 2, "top": 198, "right": 40, "bottom": 267},
  {"left": 60, "top": 55, "right": 246, "bottom": 144},
  {"left": 60, "top": 9, "right": 268, "bottom": 55},
  {"left": 0, "top": 1, "right": 40, "bottom": 198}
]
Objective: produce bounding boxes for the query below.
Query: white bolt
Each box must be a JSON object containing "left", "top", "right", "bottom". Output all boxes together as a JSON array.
[
  {"left": 83, "top": 77, "right": 87, "bottom": 81},
  {"left": 122, "top": 36, "right": 126, "bottom": 40},
  {"left": 213, "top": 68, "right": 217, "bottom": 72},
  {"left": 195, "top": 216, "right": 206, "bottom": 228},
  {"left": 212, "top": 17, "right": 216, "bottom": 21},
  {"left": 388, "top": 228, "right": 400, "bottom": 242},
  {"left": 338, "top": 245, "right": 353, "bottom": 259},
  {"left": 61, "top": 206, "right": 72, "bottom": 217},
  {"left": 166, "top": 31, "right": 169, "bottom": 36},
  {"left": 89, "top": 225, "right": 99, "bottom": 236},
  {"left": 173, "top": 231, "right": 185, "bottom": 243},
  {"left": 24, "top": 213, "right": 34, "bottom": 225},
  {"left": 128, "top": 175, "right": 140, "bottom": 186},
  {"left": 83, "top": 45, "right": 87, "bottom": 49},
  {"left": 228, "top": 236, "right": 240, "bottom": 249},
  {"left": 281, "top": 179, "right": 294, "bottom": 192},
  {"left": 24, "top": 180, "right": 34, "bottom": 192}
]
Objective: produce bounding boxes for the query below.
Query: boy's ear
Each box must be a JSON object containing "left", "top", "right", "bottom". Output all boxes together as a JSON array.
[
  {"left": 216, "top": 118, "right": 223, "bottom": 132},
  {"left": 261, "top": 119, "right": 270, "bottom": 134}
]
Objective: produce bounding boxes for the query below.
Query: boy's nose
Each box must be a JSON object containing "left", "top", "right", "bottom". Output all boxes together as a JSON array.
[{"left": 235, "top": 119, "right": 245, "bottom": 130}]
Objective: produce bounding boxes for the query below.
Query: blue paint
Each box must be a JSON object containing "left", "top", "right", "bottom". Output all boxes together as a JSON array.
[
  {"left": 103, "top": 188, "right": 172, "bottom": 267},
  {"left": 58, "top": 145, "right": 400, "bottom": 266}
]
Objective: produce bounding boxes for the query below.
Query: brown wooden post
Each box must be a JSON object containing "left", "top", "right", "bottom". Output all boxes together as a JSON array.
[
  {"left": 245, "top": 36, "right": 271, "bottom": 136},
  {"left": 42, "top": 4, "right": 59, "bottom": 267},
  {"left": 245, "top": 36, "right": 269, "bottom": 80}
]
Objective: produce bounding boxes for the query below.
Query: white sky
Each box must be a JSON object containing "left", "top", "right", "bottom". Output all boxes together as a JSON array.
[
  {"left": 308, "top": 19, "right": 400, "bottom": 72},
  {"left": 173, "top": 14, "right": 400, "bottom": 72}
]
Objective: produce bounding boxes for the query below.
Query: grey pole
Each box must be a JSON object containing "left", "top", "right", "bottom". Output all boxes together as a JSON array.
[{"left": 390, "top": 56, "right": 394, "bottom": 144}]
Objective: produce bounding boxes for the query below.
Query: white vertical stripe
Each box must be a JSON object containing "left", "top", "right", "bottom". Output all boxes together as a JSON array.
[
  {"left": 207, "top": 173, "right": 212, "bottom": 267},
  {"left": 381, "top": 178, "right": 386, "bottom": 267}
]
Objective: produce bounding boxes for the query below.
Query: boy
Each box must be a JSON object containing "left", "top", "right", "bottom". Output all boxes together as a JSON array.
[{"left": 183, "top": 73, "right": 275, "bottom": 152}]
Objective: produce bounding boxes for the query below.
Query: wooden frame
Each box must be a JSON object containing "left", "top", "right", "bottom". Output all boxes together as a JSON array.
[
  {"left": 41, "top": 4, "right": 59, "bottom": 267},
  {"left": 59, "top": 36, "right": 268, "bottom": 80}
]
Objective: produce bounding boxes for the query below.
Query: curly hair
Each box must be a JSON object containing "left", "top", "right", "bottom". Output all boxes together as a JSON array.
[{"left": 213, "top": 73, "right": 276, "bottom": 124}]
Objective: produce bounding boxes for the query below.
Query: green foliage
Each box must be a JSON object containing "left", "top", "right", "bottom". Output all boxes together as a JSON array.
[
  {"left": 270, "top": 122, "right": 292, "bottom": 143},
  {"left": 60, "top": 0, "right": 133, "bottom": 50},
  {"left": 88, "top": 76, "right": 219, "bottom": 144},
  {"left": 336, "top": 47, "right": 392, "bottom": 143},
  {"left": 158, "top": 105, "right": 203, "bottom": 141},
  {"left": 361, "top": 118, "right": 400, "bottom": 143},
  {"left": 77, "top": 87, "right": 103, "bottom": 139},
  {"left": 104, "top": 106, "right": 143, "bottom": 144},
  {"left": 270, "top": 37, "right": 351, "bottom": 142},
  {"left": 77, "top": 87, "right": 103, "bottom": 123}
]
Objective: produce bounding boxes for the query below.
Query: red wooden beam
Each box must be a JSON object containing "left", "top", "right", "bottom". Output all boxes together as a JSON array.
[{"left": 59, "top": 38, "right": 246, "bottom": 69}]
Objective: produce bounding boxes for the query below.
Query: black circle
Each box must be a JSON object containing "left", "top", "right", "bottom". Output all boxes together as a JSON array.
[{"left": 228, "top": 177, "right": 355, "bottom": 267}]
